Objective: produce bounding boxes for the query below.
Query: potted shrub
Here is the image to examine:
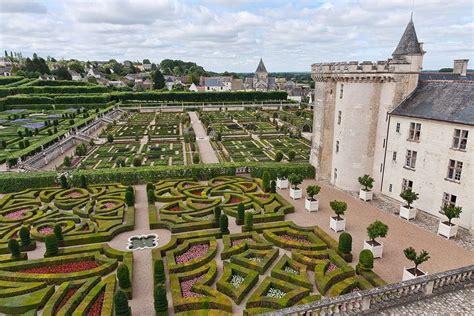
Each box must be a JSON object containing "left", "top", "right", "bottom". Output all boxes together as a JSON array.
[
  {"left": 358, "top": 175, "right": 374, "bottom": 201},
  {"left": 402, "top": 247, "right": 430, "bottom": 281},
  {"left": 438, "top": 205, "right": 462, "bottom": 239},
  {"left": 363, "top": 221, "right": 388, "bottom": 258},
  {"left": 305, "top": 185, "right": 321, "bottom": 212},
  {"left": 399, "top": 190, "right": 419, "bottom": 220},
  {"left": 276, "top": 169, "right": 289, "bottom": 189},
  {"left": 288, "top": 173, "right": 303, "bottom": 200},
  {"left": 329, "top": 200, "right": 347, "bottom": 232}
]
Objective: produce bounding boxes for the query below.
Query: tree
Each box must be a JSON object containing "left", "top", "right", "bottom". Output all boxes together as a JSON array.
[
  {"left": 116, "top": 157, "right": 126, "bottom": 167},
  {"left": 80, "top": 175, "right": 87, "bottom": 188},
  {"left": 154, "top": 285, "right": 168, "bottom": 313},
  {"left": 19, "top": 226, "right": 31, "bottom": 247},
  {"left": 357, "top": 249, "right": 374, "bottom": 272},
  {"left": 154, "top": 259, "right": 166, "bottom": 285},
  {"left": 288, "top": 150, "right": 296, "bottom": 161},
  {"left": 45, "top": 235, "right": 59, "bottom": 256},
  {"left": 107, "top": 134, "right": 114, "bottom": 143},
  {"left": 114, "top": 290, "right": 131, "bottom": 316},
  {"left": 275, "top": 151, "right": 283, "bottom": 162},
  {"left": 152, "top": 70, "right": 165, "bottom": 89},
  {"left": 59, "top": 175, "right": 69, "bottom": 189},
  {"left": 366, "top": 221, "right": 388, "bottom": 244},
  {"left": 63, "top": 156, "right": 71, "bottom": 168},
  {"left": 330, "top": 200, "right": 347, "bottom": 220},
  {"left": 358, "top": 175, "right": 374, "bottom": 191},
  {"left": 244, "top": 211, "right": 253, "bottom": 230},
  {"left": 193, "top": 153, "right": 200, "bottom": 164},
  {"left": 404, "top": 247, "right": 430, "bottom": 276},
  {"left": 147, "top": 189, "right": 155, "bottom": 204},
  {"left": 117, "top": 264, "right": 131, "bottom": 289},
  {"left": 213, "top": 206, "right": 221, "bottom": 225},
  {"left": 133, "top": 156, "right": 142, "bottom": 167},
  {"left": 306, "top": 185, "right": 321, "bottom": 201},
  {"left": 277, "top": 168, "right": 288, "bottom": 180},
  {"left": 338, "top": 232, "right": 352, "bottom": 254},
  {"left": 400, "top": 190, "right": 419, "bottom": 208},
  {"left": 288, "top": 173, "right": 303, "bottom": 190},
  {"left": 8, "top": 239, "right": 21, "bottom": 258},
  {"left": 270, "top": 180, "right": 276, "bottom": 193},
  {"left": 125, "top": 190, "right": 134, "bottom": 207},
  {"left": 146, "top": 182, "right": 155, "bottom": 192},
  {"left": 54, "top": 224, "right": 63, "bottom": 241},
  {"left": 262, "top": 171, "right": 271, "bottom": 192},
  {"left": 220, "top": 214, "right": 229, "bottom": 234},
  {"left": 440, "top": 205, "right": 462, "bottom": 225},
  {"left": 237, "top": 203, "right": 245, "bottom": 225},
  {"left": 53, "top": 66, "right": 72, "bottom": 80}
]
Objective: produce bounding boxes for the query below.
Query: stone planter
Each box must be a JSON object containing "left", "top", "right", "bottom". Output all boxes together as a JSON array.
[
  {"left": 399, "top": 205, "right": 417, "bottom": 220},
  {"left": 438, "top": 221, "right": 458, "bottom": 239},
  {"left": 359, "top": 189, "right": 373, "bottom": 201},
  {"left": 305, "top": 198, "right": 319, "bottom": 212},
  {"left": 363, "top": 240, "right": 384, "bottom": 258},
  {"left": 289, "top": 188, "right": 302, "bottom": 200},
  {"left": 330, "top": 216, "right": 346, "bottom": 232},
  {"left": 402, "top": 266, "right": 427, "bottom": 281},
  {"left": 276, "top": 178, "right": 289, "bottom": 189}
]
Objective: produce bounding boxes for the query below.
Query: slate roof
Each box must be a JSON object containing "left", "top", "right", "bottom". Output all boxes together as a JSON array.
[
  {"left": 256, "top": 58, "right": 267, "bottom": 73},
  {"left": 204, "top": 78, "right": 222, "bottom": 87},
  {"left": 391, "top": 81, "right": 474, "bottom": 126},
  {"left": 420, "top": 72, "right": 474, "bottom": 81},
  {"left": 392, "top": 19, "right": 423, "bottom": 56}
]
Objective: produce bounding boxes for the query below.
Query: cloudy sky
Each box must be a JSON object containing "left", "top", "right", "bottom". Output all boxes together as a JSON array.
[{"left": 0, "top": 0, "right": 472, "bottom": 72}]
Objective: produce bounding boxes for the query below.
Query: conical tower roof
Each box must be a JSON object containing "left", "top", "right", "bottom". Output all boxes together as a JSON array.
[
  {"left": 392, "top": 18, "right": 422, "bottom": 56},
  {"left": 255, "top": 58, "right": 267, "bottom": 73}
]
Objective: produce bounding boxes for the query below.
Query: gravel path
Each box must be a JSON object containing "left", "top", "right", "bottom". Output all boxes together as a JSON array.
[{"left": 188, "top": 111, "right": 219, "bottom": 163}]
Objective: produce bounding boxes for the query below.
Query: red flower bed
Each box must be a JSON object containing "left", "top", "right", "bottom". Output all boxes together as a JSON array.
[
  {"left": 256, "top": 194, "right": 271, "bottom": 201},
  {"left": 169, "top": 206, "right": 182, "bottom": 212},
  {"left": 280, "top": 234, "right": 310, "bottom": 244},
  {"left": 54, "top": 288, "right": 78, "bottom": 313},
  {"left": 181, "top": 274, "right": 205, "bottom": 298},
  {"left": 175, "top": 244, "right": 209, "bottom": 264},
  {"left": 241, "top": 183, "right": 253, "bottom": 188},
  {"left": 231, "top": 238, "right": 254, "bottom": 247},
  {"left": 191, "top": 190, "right": 203, "bottom": 196},
  {"left": 4, "top": 208, "right": 29, "bottom": 219},
  {"left": 20, "top": 260, "right": 99, "bottom": 274},
  {"left": 88, "top": 291, "right": 104, "bottom": 316},
  {"left": 229, "top": 197, "right": 241, "bottom": 204}
]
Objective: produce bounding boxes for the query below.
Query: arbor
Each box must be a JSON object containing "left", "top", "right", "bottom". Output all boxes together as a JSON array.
[
  {"left": 366, "top": 221, "right": 388, "bottom": 244},
  {"left": 404, "top": 247, "right": 430, "bottom": 276},
  {"left": 440, "top": 205, "right": 462, "bottom": 225},
  {"left": 306, "top": 185, "right": 321, "bottom": 201},
  {"left": 288, "top": 173, "right": 303, "bottom": 189},
  {"left": 152, "top": 70, "right": 165, "bottom": 90},
  {"left": 329, "top": 200, "right": 347, "bottom": 220},
  {"left": 117, "top": 264, "right": 131, "bottom": 289},
  {"left": 358, "top": 175, "right": 374, "bottom": 191},
  {"left": 400, "top": 190, "right": 419, "bottom": 208}
]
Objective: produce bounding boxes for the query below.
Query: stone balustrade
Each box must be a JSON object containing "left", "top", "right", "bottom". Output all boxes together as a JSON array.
[{"left": 263, "top": 265, "right": 473, "bottom": 315}]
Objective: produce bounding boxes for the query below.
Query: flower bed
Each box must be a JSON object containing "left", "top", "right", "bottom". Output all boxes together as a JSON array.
[
  {"left": 19, "top": 260, "right": 99, "bottom": 274},
  {"left": 67, "top": 191, "right": 84, "bottom": 198},
  {"left": 230, "top": 274, "right": 245, "bottom": 288},
  {"left": 232, "top": 238, "right": 253, "bottom": 247},
  {"left": 181, "top": 275, "right": 205, "bottom": 298},
  {"left": 280, "top": 234, "right": 310, "bottom": 244},
  {"left": 249, "top": 256, "right": 263, "bottom": 263},
  {"left": 175, "top": 244, "right": 210, "bottom": 264},
  {"left": 39, "top": 226, "right": 53, "bottom": 235},
  {"left": 229, "top": 197, "right": 241, "bottom": 204},
  {"left": 266, "top": 287, "right": 286, "bottom": 298},
  {"left": 54, "top": 288, "right": 78, "bottom": 313},
  {"left": 88, "top": 291, "right": 105, "bottom": 316},
  {"left": 104, "top": 202, "right": 116, "bottom": 209},
  {"left": 326, "top": 262, "right": 337, "bottom": 274},
  {"left": 284, "top": 265, "right": 299, "bottom": 275},
  {"left": 4, "top": 208, "right": 29, "bottom": 219}
]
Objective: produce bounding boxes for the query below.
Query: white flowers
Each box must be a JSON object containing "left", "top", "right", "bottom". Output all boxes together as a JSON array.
[
  {"left": 249, "top": 256, "right": 263, "bottom": 263},
  {"left": 230, "top": 274, "right": 244, "bottom": 288},
  {"left": 284, "top": 266, "right": 298, "bottom": 275},
  {"left": 266, "top": 287, "right": 286, "bottom": 298}
]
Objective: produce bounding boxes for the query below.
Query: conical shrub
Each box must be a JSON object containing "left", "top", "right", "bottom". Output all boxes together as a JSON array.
[{"left": 117, "top": 264, "right": 131, "bottom": 289}]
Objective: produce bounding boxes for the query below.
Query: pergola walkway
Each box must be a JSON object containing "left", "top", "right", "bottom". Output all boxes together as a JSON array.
[{"left": 188, "top": 111, "right": 219, "bottom": 163}]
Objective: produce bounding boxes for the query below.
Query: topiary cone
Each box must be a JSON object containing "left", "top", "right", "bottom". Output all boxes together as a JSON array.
[
  {"left": 338, "top": 232, "right": 352, "bottom": 254},
  {"left": 154, "top": 259, "right": 166, "bottom": 285},
  {"left": 19, "top": 227, "right": 31, "bottom": 247},
  {"left": 114, "top": 290, "right": 131, "bottom": 316},
  {"left": 45, "top": 235, "right": 59, "bottom": 256},
  {"left": 154, "top": 285, "right": 168, "bottom": 313},
  {"left": 117, "top": 264, "right": 131, "bottom": 289},
  {"left": 8, "top": 239, "right": 21, "bottom": 258},
  {"left": 358, "top": 249, "right": 374, "bottom": 272}
]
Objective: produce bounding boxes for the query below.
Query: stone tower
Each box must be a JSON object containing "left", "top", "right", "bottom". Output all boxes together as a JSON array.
[
  {"left": 310, "top": 18, "right": 425, "bottom": 192},
  {"left": 254, "top": 58, "right": 269, "bottom": 91}
]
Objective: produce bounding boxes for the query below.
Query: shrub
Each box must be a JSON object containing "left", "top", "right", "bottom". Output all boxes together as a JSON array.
[
  {"left": 220, "top": 214, "right": 229, "bottom": 234},
  {"left": 358, "top": 249, "right": 374, "bottom": 271},
  {"left": 114, "top": 290, "right": 131, "bottom": 316},
  {"left": 288, "top": 173, "right": 303, "bottom": 189},
  {"left": 277, "top": 168, "right": 288, "bottom": 180},
  {"left": 237, "top": 203, "right": 245, "bottom": 225},
  {"left": 213, "top": 206, "right": 221, "bottom": 225},
  {"left": 45, "top": 235, "right": 59, "bottom": 256},
  {"left": 288, "top": 150, "right": 296, "bottom": 161},
  {"left": 146, "top": 182, "right": 155, "bottom": 192},
  {"left": 358, "top": 175, "right": 374, "bottom": 191},
  {"left": 154, "top": 285, "right": 168, "bottom": 313},
  {"left": 244, "top": 211, "right": 253, "bottom": 230},
  {"left": 107, "top": 133, "right": 114, "bottom": 143},
  {"left": 403, "top": 247, "right": 430, "bottom": 276},
  {"left": 80, "top": 174, "right": 87, "bottom": 188},
  {"left": 125, "top": 190, "right": 134, "bottom": 207},
  {"left": 338, "top": 232, "right": 352, "bottom": 254},
  {"left": 8, "top": 239, "right": 21, "bottom": 258},
  {"left": 116, "top": 157, "right": 126, "bottom": 167},
  {"left": 154, "top": 259, "right": 166, "bottom": 285},
  {"left": 441, "top": 205, "right": 462, "bottom": 225},
  {"left": 117, "top": 264, "right": 131, "bottom": 289},
  {"left": 53, "top": 224, "right": 63, "bottom": 241},
  {"left": 306, "top": 185, "right": 321, "bottom": 201},
  {"left": 147, "top": 189, "right": 155, "bottom": 204},
  {"left": 63, "top": 156, "right": 72, "bottom": 168},
  {"left": 262, "top": 171, "right": 271, "bottom": 192},
  {"left": 400, "top": 190, "right": 419, "bottom": 208},
  {"left": 59, "top": 175, "right": 69, "bottom": 189},
  {"left": 193, "top": 153, "right": 200, "bottom": 164},
  {"left": 270, "top": 180, "right": 276, "bottom": 193},
  {"left": 133, "top": 156, "right": 142, "bottom": 167},
  {"left": 330, "top": 200, "right": 347, "bottom": 220},
  {"left": 367, "top": 221, "right": 388, "bottom": 243},
  {"left": 275, "top": 151, "right": 283, "bottom": 162},
  {"left": 19, "top": 226, "right": 31, "bottom": 247}
]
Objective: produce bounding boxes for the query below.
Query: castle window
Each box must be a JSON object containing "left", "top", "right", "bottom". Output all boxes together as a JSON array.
[
  {"left": 337, "top": 111, "right": 342, "bottom": 125},
  {"left": 401, "top": 178, "right": 413, "bottom": 192},
  {"left": 452, "top": 129, "right": 468, "bottom": 151},
  {"left": 392, "top": 151, "right": 397, "bottom": 162},
  {"left": 446, "top": 159, "right": 463, "bottom": 181},
  {"left": 335, "top": 141, "right": 339, "bottom": 153},
  {"left": 389, "top": 184, "right": 393, "bottom": 192},
  {"left": 408, "top": 122, "right": 421, "bottom": 141},
  {"left": 383, "top": 138, "right": 386, "bottom": 148},
  {"left": 396, "top": 123, "right": 400, "bottom": 133},
  {"left": 339, "top": 84, "right": 344, "bottom": 99},
  {"left": 334, "top": 168, "right": 338, "bottom": 180},
  {"left": 405, "top": 150, "right": 417, "bottom": 169},
  {"left": 442, "top": 193, "right": 457, "bottom": 209}
]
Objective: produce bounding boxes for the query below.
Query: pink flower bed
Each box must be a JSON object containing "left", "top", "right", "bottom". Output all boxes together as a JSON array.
[
  {"left": 351, "top": 287, "right": 361, "bottom": 293},
  {"left": 232, "top": 238, "right": 253, "bottom": 247},
  {"left": 39, "top": 226, "right": 53, "bottom": 235},
  {"left": 181, "top": 274, "right": 205, "bottom": 298},
  {"left": 194, "top": 202, "right": 211, "bottom": 208},
  {"left": 20, "top": 260, "right": 99, "bottom": 274},
  {"left": 4, "top": 208, "right": 29, "bottom": 219},
  {"left": 256, "top": 194, "right": 270, "bottom": 201},
  {"left": 280, "top": 234, "right": 310, "bottom": 244},
  {"left": 67, "top": 191, "right": 83, "bottom": 198},
  {"left": 175, "top": 244, "right": 209, "bottom": 264},
  {"left": 326, "top": 262, "right": 337, "bottom": 273},
  {"left": 103, "top": 202, "right": 116, "bottom": 209}
]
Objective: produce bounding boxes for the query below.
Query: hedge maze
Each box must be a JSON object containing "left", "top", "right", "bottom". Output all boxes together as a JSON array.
[
  {"left": 150, "top": 176, "right": 385, "bottom": 315},
  {"left": 0, "top": 183, "right": 135, "bottom": 314}
]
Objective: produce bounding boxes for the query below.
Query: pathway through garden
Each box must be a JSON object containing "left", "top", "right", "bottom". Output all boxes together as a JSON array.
[{"left": 188, "top": 111, "right": 219, "bottom": 163}]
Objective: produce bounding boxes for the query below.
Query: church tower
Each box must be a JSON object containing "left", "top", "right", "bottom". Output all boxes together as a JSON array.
[
  {"left": 254, "top": 58, "right": 269, "bottom": 91},
  {"left": 310, "top": 19, "right": 424, "bottom": 192}
]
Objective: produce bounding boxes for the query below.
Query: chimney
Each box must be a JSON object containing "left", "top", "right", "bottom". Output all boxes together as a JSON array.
[{"left": 453, "top": 59, "right": 469, "bottom": 76}]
